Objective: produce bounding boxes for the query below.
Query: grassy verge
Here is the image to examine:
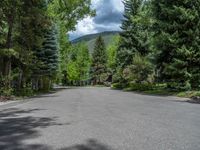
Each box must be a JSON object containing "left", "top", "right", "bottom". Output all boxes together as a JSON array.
[
  {"left": 112, "top": 83, "right": 200, "bottom": 98},
  {"left": 0, "top": 87, "right": 58, "bottom": 102}
]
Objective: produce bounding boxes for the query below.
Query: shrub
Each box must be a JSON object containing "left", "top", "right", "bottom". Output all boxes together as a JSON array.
[
  {"left": 123, "top": 53, "right": 155, "bottom": 84},
  {"left": 112, "top": 68, "right": 124, "bottom": 84},
  {"left": 0, "top": 75, "right": 13, "bottom": 96},
  {"left": 111, "top": 83, "right": 126, "bottom": 89},
  {"left": 128, "top": 82, "right": 155, "bottom": 91},
  {"left": 0, "top": 87, "right": 13, "bottom": 97},
  {"left": 14, "top": 87, "right": 34, "bottom": 97}
]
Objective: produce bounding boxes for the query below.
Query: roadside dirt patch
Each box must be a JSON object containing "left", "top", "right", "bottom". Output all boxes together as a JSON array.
[
  {"left": 189, "top": 96, "right": 200, "bottom": 104},
  {"left": 0, "top": 96, "right": 13, "bottom": 102}
]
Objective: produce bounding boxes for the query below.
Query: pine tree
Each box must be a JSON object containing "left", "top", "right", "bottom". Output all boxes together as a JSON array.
[
  {"left": 116, "top": 0, "right": 147, "bottom": 69},
  {"left": 41, "top": 25, "right": 59, "bottom": 76},
  {"left": 152, "top": 0, "right": 200, "bottom": 90},
  {"left": 91, "top": 36, "right": 107, "bottom": 85},
  {"left": 189, "top": 1, "right": 200, "bottom": 89}
]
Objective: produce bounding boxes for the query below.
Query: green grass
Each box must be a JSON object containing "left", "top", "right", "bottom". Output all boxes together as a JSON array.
[
  {"left": 112, "top": 83, "right": 200, "bottom": 98},
  {"left": 176, "top": 91, "right": 200, "bottom": 98},
  {"left": 140, "top": 89, "right": 200, "bottom": 98},
  {"left": 143, "top": 89, "right": 177, "bottom": 96}
]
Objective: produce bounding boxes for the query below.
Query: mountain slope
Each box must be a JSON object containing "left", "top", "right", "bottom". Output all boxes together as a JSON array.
[{"left": 71, "top": 31, "right": 120, "bottom": 53}]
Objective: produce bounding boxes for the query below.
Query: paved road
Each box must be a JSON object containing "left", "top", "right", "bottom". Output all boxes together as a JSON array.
[{"left": 0, "top": 87, "right": 200, "bottom": 150}]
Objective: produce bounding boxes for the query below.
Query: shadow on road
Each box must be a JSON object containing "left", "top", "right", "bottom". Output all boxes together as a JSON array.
[
  {"left": 60, "top": 139, "right": 114, "bottom": 150},
  {"left": 174, "top": 99, "right": 200, "bottom": 104},
  {"left": 29, "top": 87, "right": 77, "bottom": 99},
  {"left": 0, "top": 108, "right": 63, "bottom": 150}
]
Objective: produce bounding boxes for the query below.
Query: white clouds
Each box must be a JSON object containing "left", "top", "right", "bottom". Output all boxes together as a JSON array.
[
  {"left": 111, "top": 0, "right": 124, "bottom": 12},
  {"left": 75, "top": 17, "right": 97, "bottom": 34},
  {"left": 69, "top": 0, "right": 124, "bottom": 40},
  {"left": 91, "top": 0, "right": 100, "bottom": 8},
  {"left": 69, "top": 17, "right": 96, "bottom": 40}
]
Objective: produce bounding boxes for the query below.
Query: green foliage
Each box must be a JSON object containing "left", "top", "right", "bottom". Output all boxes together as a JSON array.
[
  {"left": 114, "top": 0, "right": 153, "bottom": 89},
  {"left": 123, "top": 53, "right": 154, "bottom": 84},
  {"left": 60, "top": 43, "right": 91, "bottom": 84},
  {"left": 91, "top": 36, "right": 108, "bottom": 85},
  {"left": 0, "top": 49, "right": 19, "bottom": 58},
  {"left": 116, "top": 0, "right": 150, "bottom": 69},
  {"left": 40, "top": 25, "right": 59, "bottom": 76},
  {"left": 152, "top": 0, "right": 200, "bottom": 90},
  {"left": 107, "top": 36, "right": 120, "bottom": 71},
  {"left": 76, "top": 43, "right": 91, "bottom": 80},
  {"left": 72, "top": 31, "right": 120, "bottom": 53},
  {"left": 112, "top": 68, "right": 124, "bottom": 84},
  {"left": 111, "top": 83, "right": 124, "bottom": 90},
  {"left": 1, "top": 0, "right": 200, "bottom": 97},
  {"left": 14, "top": 84, "right": 34, "bottom": 97},
  {"left": 0, "top": 0, "right": 94, "bottom": 96},
  {"left": 48, "top": 0, "right": 95, "bottom": 30},
  {"left": 177, "top": 91, "right": 200, "bottom": 98},
  {"left": 127, "top": 83, "right": 155, "bottom": 91},
  {"left": 0, "top": 75, "right": 13, "bottom": 96},
  {"left": 112, "top": 0, "right": 200, "bottom": 93}
]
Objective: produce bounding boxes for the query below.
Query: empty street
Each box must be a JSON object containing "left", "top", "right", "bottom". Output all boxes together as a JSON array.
[{"left": 0, "top": 87, "right": 200, "bottom": 150}]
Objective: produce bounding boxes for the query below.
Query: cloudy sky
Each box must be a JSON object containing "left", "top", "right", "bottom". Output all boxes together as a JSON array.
[{"left": 69, "top": 0, "right": 124, "bottom": 40}]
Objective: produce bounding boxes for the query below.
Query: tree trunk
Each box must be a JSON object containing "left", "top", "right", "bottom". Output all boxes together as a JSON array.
[
  {"left": 0, "top": 57, "right": 4, "bottom": 76},
  {"left": 3, "top": 11, "right": 15, "bottom": 89},
  {"left": 17, "top": 68, "right": 23, "bottom": 90}
]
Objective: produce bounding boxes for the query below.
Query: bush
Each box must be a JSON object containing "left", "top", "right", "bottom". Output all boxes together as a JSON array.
[
  {"left": 0, "top": 75, "right": 13, "bottom": 96},
  {"left": 166, "top": 81, "right": 191, "bottom": 91},
  {"left": 111, "top": 83, "right": 126, "bottom": 89},
  {"left": 0, "top": 87, "right": 13, "bottom": 97},
  {"left": 100, "top": 73, "right": 109, "bottom": 84},
  {"left": 128, "top": 82, "right": 155, "bottom": 91},
  {"left": 112, "top": 68, "right": 124, "bottom": 83},
  {"left": 123, "top": 53, "right": 155, "bottom": 84},
  {"left": 14, "top": 88, "right": 34, "bottom": 97}
]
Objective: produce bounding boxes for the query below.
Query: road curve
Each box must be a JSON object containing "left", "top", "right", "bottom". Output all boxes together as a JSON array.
[{"left": 0, "top": 87, "right": 200, "bottom": 150}]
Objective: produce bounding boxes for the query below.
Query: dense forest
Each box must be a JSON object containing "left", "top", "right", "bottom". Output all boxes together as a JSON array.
[
  {"left": 1, "top": 0, "right": 200, "bottom": 98},
  {"left": 0, "top": 0, "right": 94, "bottom": 97}
]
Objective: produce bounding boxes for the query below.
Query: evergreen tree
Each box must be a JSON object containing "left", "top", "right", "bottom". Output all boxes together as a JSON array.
[
  {"left": 152, "top": 0, "right": 200, "bottom": 90},
  {"left": 116, "top": 0, "right": 147, "bottom": 69},
  {"left": 41, "top": 25, "right": 59, "bottom": 76},
  {"left": 0, "top": 0, "right": 94, "bottom": 96},
  {"left": 17, "top": 0, "right": 49, "bottom": 88},
  {"left": 91, "top": 36, "right": 107, "bottom": 85}
]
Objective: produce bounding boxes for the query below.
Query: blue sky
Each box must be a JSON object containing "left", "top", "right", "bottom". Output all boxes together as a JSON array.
[{"left": 69, "top": 0, "right": 124, "bottom": 40}]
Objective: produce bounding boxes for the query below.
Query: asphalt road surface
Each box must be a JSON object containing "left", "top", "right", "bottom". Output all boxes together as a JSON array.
[{"left": 0, "top": 87, "right": 200, "bottom": 150}]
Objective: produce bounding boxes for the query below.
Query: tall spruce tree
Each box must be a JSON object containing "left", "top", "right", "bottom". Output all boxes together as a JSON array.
[
  {"left": 91, "top": 36, "right": 107, "bottom": 85},
  {"left": 152, "top": 0, "right": 200, "bottom": 90},
  {"left": 116, "top": 0, "right": 147, "bottom": 69},
  {"left": 33, "top": 25, "right": 59, "bottom": 91},
  {"left": 41, "top": 25, "right": 59, "bottom": 76}
]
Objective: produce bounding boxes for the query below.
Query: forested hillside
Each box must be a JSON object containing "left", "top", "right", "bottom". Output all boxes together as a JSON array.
[
  {"left": 71, "top": 31, "right": 120, "bottom": 52},
  {"left": 71, "top": 31, "right": 119, "bottom": 44}
]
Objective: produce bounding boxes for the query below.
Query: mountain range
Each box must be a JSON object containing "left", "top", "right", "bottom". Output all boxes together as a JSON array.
[{"left": 71, "top": 31, "right": 120, "bottom": 52}]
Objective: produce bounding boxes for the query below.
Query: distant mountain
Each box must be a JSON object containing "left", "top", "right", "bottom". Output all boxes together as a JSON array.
[
  {"left": 71, "top": 31, "right": 120, "bottom": 53},
  {"left": 71, "top": 31, "right": 120, "bottom": 43}
]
